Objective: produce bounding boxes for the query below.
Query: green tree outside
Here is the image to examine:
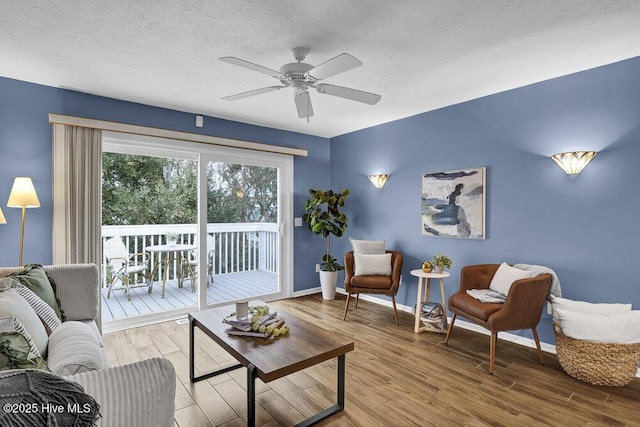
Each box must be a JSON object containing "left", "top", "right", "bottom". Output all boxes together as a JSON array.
[{"left": 102, "top": 153, "right": 277, "bottom": 226}]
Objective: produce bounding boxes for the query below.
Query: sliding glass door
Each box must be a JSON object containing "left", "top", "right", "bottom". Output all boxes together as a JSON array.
[
  {"left": 102, "top": 132, "right": 293, "bottom": 327},
  {"left": 198, "top": 153, "right": 291, "bottom": 308}
]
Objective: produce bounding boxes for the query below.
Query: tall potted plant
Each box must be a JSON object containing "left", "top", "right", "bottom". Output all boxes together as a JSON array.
[{"left": 302, "top": 188, "right": 349, "bottom": 300}]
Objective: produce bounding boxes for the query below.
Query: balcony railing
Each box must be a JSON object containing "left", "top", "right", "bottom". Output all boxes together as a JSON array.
[{"left": 101, "top": 223, "right": 278, "bottom": 287}]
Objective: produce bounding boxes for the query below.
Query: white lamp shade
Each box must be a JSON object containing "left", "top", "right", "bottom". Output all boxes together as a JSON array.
[
  {"left": 0, "top": 207, "right": 6, "bottom": 224},
  {"left": 368, "top": 174, "right": 389, "bottom": 188},
  {"left": 7, "top": 177, "right": 41, "bottom": 208},
  {"left": 551, "top": 151, "right": 597, "bottom": 175}
]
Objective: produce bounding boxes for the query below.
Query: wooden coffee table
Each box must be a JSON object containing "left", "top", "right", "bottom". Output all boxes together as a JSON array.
[{"left": 189, "top": 303, "right": 355, "bottom": 427}]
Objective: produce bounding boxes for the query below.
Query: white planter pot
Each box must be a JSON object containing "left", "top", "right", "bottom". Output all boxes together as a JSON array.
[{"left": 319, "top": 270, "right": 338, "bottom": 300}]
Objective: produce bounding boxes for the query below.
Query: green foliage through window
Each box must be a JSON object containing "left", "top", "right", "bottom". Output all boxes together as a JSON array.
[{"left": 102, "top": 153, "right": 277, "bottom": 226}]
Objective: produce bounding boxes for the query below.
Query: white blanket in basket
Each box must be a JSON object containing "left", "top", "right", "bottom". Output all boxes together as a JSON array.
[{"left": 553, "top": 306, "right": 640, "bottom": 344}]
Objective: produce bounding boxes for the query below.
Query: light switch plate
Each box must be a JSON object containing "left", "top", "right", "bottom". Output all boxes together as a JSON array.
[{"left": 294, "top": 217, "right": 302, "bottom": 227}]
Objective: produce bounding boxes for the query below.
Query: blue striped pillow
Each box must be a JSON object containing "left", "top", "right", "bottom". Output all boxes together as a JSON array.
[{"left": 13, "top": 283, "right": 63, "bottom": 335}]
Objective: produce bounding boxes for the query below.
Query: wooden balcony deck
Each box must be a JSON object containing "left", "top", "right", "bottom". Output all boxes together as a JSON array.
[{"left": 101, "top": 269, "right": 278, "bottom": 322}]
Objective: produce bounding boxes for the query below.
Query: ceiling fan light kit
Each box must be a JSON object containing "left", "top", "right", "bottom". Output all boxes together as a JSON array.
[{"left": 220, "top": 47, "right": 381, "bottom": 120}]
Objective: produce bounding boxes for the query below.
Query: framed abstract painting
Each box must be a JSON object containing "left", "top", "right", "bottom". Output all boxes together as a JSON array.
[{"left": 421, "top": 167, "right": 486, "bottom": 239}]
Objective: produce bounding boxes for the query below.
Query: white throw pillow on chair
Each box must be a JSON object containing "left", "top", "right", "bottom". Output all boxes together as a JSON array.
[
  {"left": 350, "top": 238, "right": 385, "bottom": 255},
  {"left": 354, "top": 253, "right": 392, "bottom": 276},
  {"left": 489, "top": 263, "right": 535, "bottom": 296}
]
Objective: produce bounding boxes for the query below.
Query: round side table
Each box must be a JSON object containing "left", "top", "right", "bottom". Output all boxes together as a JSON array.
[
  {"left": 410, "top": 269, "right": 450, "bottom": 334},
  {"left": 146, "top": 244, "right": 197, "bottom": 298}
]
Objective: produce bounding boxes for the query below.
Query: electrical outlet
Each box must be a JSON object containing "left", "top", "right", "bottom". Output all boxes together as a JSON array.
[
  {"left": 315, "top": 264, "right": 320, "bottom": 272},
  {"left": 294, "top": 217, "right": 302, "bottom": 227}
]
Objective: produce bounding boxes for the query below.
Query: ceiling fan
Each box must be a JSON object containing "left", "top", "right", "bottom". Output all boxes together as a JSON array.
[{"left": 219, "top": 47, "right": 381, "bottom": 120}]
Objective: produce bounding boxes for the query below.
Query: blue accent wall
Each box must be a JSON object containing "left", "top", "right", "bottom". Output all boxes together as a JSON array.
[
  {"left": 330, "top": 56, "right": 640, "bottom": 344},
  {"left": 0, "top": 77, "right": 329, "bottom": 292}
]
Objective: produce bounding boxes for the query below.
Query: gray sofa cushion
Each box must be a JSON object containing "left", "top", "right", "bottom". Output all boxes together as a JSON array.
[
  {"left": 43, "top": 264, "right": 100, "bottom": 324},
  {"left": 66, "top": 357, "right": 176, "bottom": 427},
  {"left": 48, "top": 321, "right": 107, "bottom": 376}
]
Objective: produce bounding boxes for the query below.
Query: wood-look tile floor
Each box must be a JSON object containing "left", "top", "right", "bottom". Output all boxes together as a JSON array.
[{"left": 103, "top": 294, "right": 640, "bottom": 427}]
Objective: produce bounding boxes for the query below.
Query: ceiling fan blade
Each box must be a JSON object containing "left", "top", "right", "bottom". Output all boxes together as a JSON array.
[
  {"left": 294, "top": 91, "right": 314, "bottom": 119},
  {"left": 222, "top": 86, "right": 284, "bottom": 101},
  {"left": 316, "top": 83, "right": 381, "bottom": 105},
  {"left": 219, "top": 56, "right": 285, "bottom": 79},
  {"left": 307, "top": 53, "right": 362, "bottom": 80}
]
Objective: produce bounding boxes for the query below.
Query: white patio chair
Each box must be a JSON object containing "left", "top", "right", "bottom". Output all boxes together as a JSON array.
[
  {"left": 180, "top": 235, "right": 216, "bottom": 291},
  {"left": 104, "top": 238, "right": 152, "bottom": 301}
]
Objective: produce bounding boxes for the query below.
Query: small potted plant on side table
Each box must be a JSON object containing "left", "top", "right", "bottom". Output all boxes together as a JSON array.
[{"left": 432, "top": 253, "right": 452, "bottom": 274}]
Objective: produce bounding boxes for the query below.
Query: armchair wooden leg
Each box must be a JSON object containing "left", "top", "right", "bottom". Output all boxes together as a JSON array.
[
  {"left": 489, "top": 331, "right": 497, "bottom": 374},
  {"left": 391, "top": 296, "right": 399, "bottom": 325},
  {"left": 444, "top": 313, "right": 457, "bottom": 344},
  {"left": 532, "top": 327, "right": 545, "bottom": 365},
  {"left": 355, "top": 293, "right": 360, "bottom": 309},
  {"left": 343, "top": 293, "right": 352, "bottom": 321}
]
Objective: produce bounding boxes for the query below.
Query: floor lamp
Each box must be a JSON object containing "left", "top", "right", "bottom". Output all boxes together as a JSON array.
[{"left": 7, "top": 177, "right": 40, "bottom": 266}]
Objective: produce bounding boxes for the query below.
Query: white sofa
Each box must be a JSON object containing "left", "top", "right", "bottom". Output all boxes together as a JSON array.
[{"left": 0, "top": 264, "right": 176, "bottom": 427}]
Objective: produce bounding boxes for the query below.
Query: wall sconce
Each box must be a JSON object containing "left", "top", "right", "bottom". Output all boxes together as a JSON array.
[
  {"left": 7, "top": 177, "right": 40, "bottom": 265},
  {"left": 368, "top": 174, "right": 389, "bottom": 188},
  {"left": 550, "top": 151, "right": 597, "bottom": 175}
]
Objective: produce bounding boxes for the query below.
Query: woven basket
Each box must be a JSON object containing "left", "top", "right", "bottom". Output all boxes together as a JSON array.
[{"left": 554, "top": 324, "right": 640, "bottom": 386}]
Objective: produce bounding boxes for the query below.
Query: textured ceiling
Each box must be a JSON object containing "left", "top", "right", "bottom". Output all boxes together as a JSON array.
[{"left": 2, "top": 1, "right": 640, "bottom": 138}]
